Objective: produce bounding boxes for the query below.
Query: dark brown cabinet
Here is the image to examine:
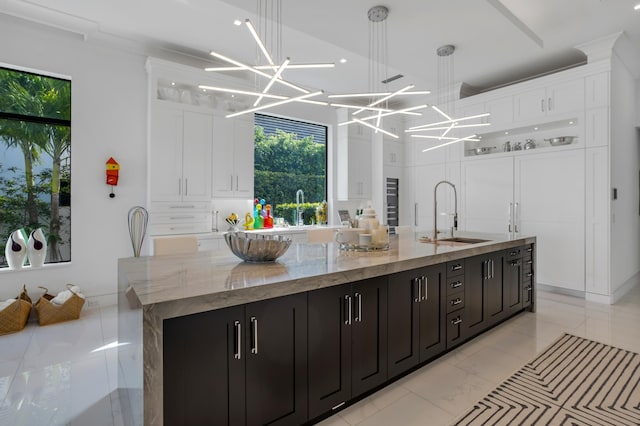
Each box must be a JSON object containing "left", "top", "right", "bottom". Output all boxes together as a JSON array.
[
  {"left": 504, "top": 246, "right": 524, "bottom": 317},
  {"left": 387, "top": 264, "right": 446, "bottom": 377},
  {"left": 307, "top": 276, "right": 388, "bottom": 420},
  {"left": 522, "top": 244, "right": 535, "bottom": 309},
  {"left": 163, "top": 293, "right": 307, "bottom": 426}
]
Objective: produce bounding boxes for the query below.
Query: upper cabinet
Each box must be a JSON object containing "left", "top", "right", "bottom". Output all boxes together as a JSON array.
[
  {"left": 211, "top": 115, "right": 254, "bottom": 199},
  {"left": 514, "top": 79, "right": 584, "bottom": 123},
  {"left": 150, "top": 103, "right": 212, "bottom": 202},
  {"left": 348, "top": 137, "right": 372, "bottom": 200}
]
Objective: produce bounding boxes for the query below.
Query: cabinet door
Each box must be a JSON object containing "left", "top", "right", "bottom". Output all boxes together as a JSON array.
[
  {"left": 387, "top": 269, "right": 421, "bottom": 377},
  {"left": 463, "top": 254, "right": 488, "bottom": 338},
  {"left": 514, "top": 150, "right": 585, "bottom": 291},
  {"left": 351, "top": 277, "right": 388, "bottom": 398},
  {"left": 460, "top": 157, "right": 513, "bottom": 233},
  {"left": 413, "top": 163, "right": 446, "bottom": 232},
  {"left": 182, "top": 111, "right": 213, "bottom": 201},
  {"left": 233, "top": 116, "right": 255, "bottom": 197},
  {"left": 348, "top": 138, "right": 372, "bottom": 199},
  {"left": 514, "top": 87, "right": 547, "bottom": 122},
  {"left": 308, "top": 284, "right": 351, "bottom": 419},
  {"left": 212, "top": 116, "right": 236, "bottom": 197},
  {"left": 547, "top": 78, "right": 584, "bottom": 116},
  {"left": 418, "top": 264, "right": 446, "bottom": 362},
  {"left": 163, "top": 305, "right": 245, "bottom": 425},
  {"left": 486, "top": 96, "right": 513, "bottom": 128},
  {"left": 504, "top": 252, "right": 523, "bottom": 316},
  {"left": 485, "top": 252, "right": 506, "bottom": 326},
  {"left": 245, "top": 293, "right": 307, "bottom": 426},
  {"left": 150, "top": 104, "right": 183, "bottom": 202}
]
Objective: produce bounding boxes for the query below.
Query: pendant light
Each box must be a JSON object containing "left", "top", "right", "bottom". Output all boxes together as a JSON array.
[
  {"left": 332, "top": 5, "right": 430, "bottom": 138},
  {"left": 407, "top": 45, "right": 490, "bottom": 152},
  {"left": 201, "top": 0, "right": 334, "bottom": 118}
]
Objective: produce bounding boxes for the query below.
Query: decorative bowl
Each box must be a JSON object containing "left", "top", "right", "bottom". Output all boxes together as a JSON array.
[
  {"left": 224, "top": 232, "right": 292, "bottom": 262},
  {"left": 545, "top": 136, "right": 575, "bottom": 146}
]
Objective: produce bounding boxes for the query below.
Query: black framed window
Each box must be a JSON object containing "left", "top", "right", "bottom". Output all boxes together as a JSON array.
[{"left": 0, "top": 66, "right": 71, "bottom": 267}]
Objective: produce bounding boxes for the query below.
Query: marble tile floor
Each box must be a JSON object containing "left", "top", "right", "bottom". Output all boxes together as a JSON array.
[{"left": 0, "top": 286, "right": 638, "bottom": 426}]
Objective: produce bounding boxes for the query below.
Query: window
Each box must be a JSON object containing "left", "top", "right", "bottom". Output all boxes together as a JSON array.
[
  {"left": 0, "top": 66, "right": 71, "bottom": 267},
  {"left": 254, "top": 114, "right": 327, "bottom": 225}
]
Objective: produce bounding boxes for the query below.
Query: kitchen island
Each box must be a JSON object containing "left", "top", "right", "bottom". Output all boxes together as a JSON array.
[{"left": 117, "top": 231, "right": 536, "bottom": 426}]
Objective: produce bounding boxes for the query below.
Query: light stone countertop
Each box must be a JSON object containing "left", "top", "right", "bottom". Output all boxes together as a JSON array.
[{"left": 119, "top": 231, "right": 535, "bottom": 319}]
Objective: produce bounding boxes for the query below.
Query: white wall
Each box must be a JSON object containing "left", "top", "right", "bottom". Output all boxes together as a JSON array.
[
  {"left": 0, "top": 16, "right": 148, "bottom": 300},
  {"left": 610, "top": 51, "right": 640, "bottom": 293}
]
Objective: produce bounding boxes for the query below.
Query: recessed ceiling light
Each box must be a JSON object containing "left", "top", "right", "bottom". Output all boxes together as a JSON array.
[
  {"left": 171, "top": 82, "right": 175, "bottom": 86},
  {"left": 504, "top": 131, "right": 509, "bottom": 135},
  {"left": 569, "top": 121, "right": 574, "bottom": 125},
  {"left": 634, "top": 3, "right": 640, "bottom": 10},
  {"left": 534, "top": 127, "right": 538, "bottom": 131},
  {"left": 233, "top": 19, "right": 242, "bottom": 26},
  {"left": 340, "top": 58, "right": 347, "bottom": 63}
]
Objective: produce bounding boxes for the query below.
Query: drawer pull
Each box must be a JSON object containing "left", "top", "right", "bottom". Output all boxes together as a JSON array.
[
  {"left": 450, "top": 281, "right": 463, "bottom": 289},
  {"left": 527, "top": 260, "right": 533, "bottom": 265},
  {"left": 451, "top": 317, "right": 463, "bottom": 326},
  {"left": 527, "top": 247, "right": 533, "bottom": 252},
  {"left": 526, "top": 272, "right": 534, "bottom": 278},
  {"left": 509, "top": 250, "right": 520, "bottom": 256},
  {"left": 451, "top": 264, "right": 462, "bottom": 271},
  {"left": 234, "top": 321, "right": 241, "bottom": 360},
  {"left": 511, "top": 260, "right": 520, "bottom": 266},
  {"left": 250, "top": 317, "right": 258, "bottom": 355},
  {"left": 450, "top": 298, "right": 462, "bottom": 306}
]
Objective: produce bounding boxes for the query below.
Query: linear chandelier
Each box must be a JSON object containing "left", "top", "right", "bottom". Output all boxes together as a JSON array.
[
  {"left": 203, "top": 0, "right": 334, "bottom": 118},
  {"left": 407, "top": 45, "right": 490, "bottom": 152},
  {"left": 333, "top": 6, "right": 431, "bottom": 139}
]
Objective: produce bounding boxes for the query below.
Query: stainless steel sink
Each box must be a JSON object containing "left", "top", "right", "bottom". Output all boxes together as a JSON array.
[
  {"left": 420, "top": 236, "right": 490, "bottom": 246},
  {"left": 436, "top": 237, "right": 489, "bottom": 244}
]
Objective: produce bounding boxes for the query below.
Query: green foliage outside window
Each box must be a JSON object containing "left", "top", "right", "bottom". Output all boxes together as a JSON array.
[{"left": 254, "top": 125, "right": 326, "bottom": 224}]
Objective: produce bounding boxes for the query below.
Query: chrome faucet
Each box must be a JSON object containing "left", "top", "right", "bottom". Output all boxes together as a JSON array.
[
  {"left": 295, "top": 189, "right": 305, "bottom": 226},
  {"left": 433, "top": 180, "right": 458, "bottom": 240}
]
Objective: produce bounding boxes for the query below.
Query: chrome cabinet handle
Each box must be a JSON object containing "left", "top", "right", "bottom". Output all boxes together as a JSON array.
[
  {"left": 511, "top": 260, "right": 520, "bottom": 267},
  {"left": 508, "top": 202, "right": 513, "bottom": 233},
  {"left": 178, "top": 178, "right": 181, "bottom": 195},
  {"left": 236, "top": 175, "right": 239, "bottom": 191},
  {"left": 250, "top": 317, "right": 258, "bottom": 354},
  {"left": 422, "top": 276, "right": 428, "bottom": 301},
  {"left": 451, "top": 298, "right": 462, "bottom": 306},
  {"left": 548, "top": 97, "right": 552, "bottom": 111},
  {"left": 354, "top": 292, "right": 362, "bottom": 322},
  {"left": 452, "top": 264, "right": 462, "bottom": 271},
  {"left": 491, "top": 259, "right": 494, "bottom": 278},
  {"left": 527, "top": 247, "right": 533, "bottom": 253},
  {"left": 451, "top": 280, "right": 463, "bottom": 289},
  {"left": 234, "top": 321, "right": 241, "bottom": 360},
  {"left": 414, "top": 203, "right": 418, "bottom": 227},
  {"left": 526, "top": 272, "right": 534, "bottom": 278},
  {"left": 509, "top": 249, "right": 519, "bottom": 256},
  {"left": 344, "top": 295, "right": 352, "bottom": 325},
  {"left": 514, "top": 203, "right": 519, "bottom": 233},
  {"left": 527, "top": 260, "right": 533, "bottom": 265},
  {"left": 451, "top": 317, "right": 463, "bottom": 326},
  {"left": 541, "top": 99, "right": 545, "bottom": 112},
  {"left": 413, "top": 278, "right": 420, "bottom": 303}
]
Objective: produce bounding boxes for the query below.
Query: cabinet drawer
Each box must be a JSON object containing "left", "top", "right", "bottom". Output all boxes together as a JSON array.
[
  {"left": 446, "top": 311, "right": 465, "bottom": 349},
  {"left": 506, "top": 246, "right": 524, "bottom": 259},
  {"left": 446, "top": 293, "right": 465, "bottom": 314},
  {"left": 151, "top": 212, "right": 211, "bottom": 224},
  {"left": 446, "top": 260, "right": 465, "bottom": 276},
  {"left": 446, "top": 277, "right": 465, "bottom": 295},
  {"left": 151, "top": 222, "right": 210, "bottom": 236}
]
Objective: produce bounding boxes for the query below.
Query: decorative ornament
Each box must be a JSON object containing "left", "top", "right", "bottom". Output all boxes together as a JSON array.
[
  {"left": 27, "top": 228, "right": 47, "bottom": 267},
  {"left": 106, "top": 157, "right": 120, "bottom": 198},
  {"left": 5, "top": 229, "right": 27, "bottom": 269}
]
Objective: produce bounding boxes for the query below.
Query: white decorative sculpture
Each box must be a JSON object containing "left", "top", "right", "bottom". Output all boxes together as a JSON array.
[
  {"left": 27, "top": 228, "right": 47, "bottom": 267},
  {"left": 5, "top": 230, "right": 27, "bottom": 269}
]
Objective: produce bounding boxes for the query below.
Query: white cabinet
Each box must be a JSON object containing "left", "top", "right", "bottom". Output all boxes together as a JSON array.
[
  {"left": 211, "top": 115, "right": 254, "bottom": 198},
  {"left": 150, "top": 103, "right": 212, "bottom": 202},
  {"left": 514, "top": 79, "right": 584, "bottom": 122},
  {"left": 514, "top": 150, "right": 585, "bottom": 291},
  {"left": 460, "top": 150, "right": 585, "bottom": 292},
  {"left": 348, "top": 137, "right": 372, "bottom": 199}
]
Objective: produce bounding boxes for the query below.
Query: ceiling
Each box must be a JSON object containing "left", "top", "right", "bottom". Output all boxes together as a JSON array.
[{"left": 3, "top": 0, "right": 640, "bottom": 102}]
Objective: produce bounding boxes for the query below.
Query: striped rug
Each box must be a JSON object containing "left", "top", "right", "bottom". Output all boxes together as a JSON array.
[{"left": 453, "top": 333, "right": 640, "bottom": 425}]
